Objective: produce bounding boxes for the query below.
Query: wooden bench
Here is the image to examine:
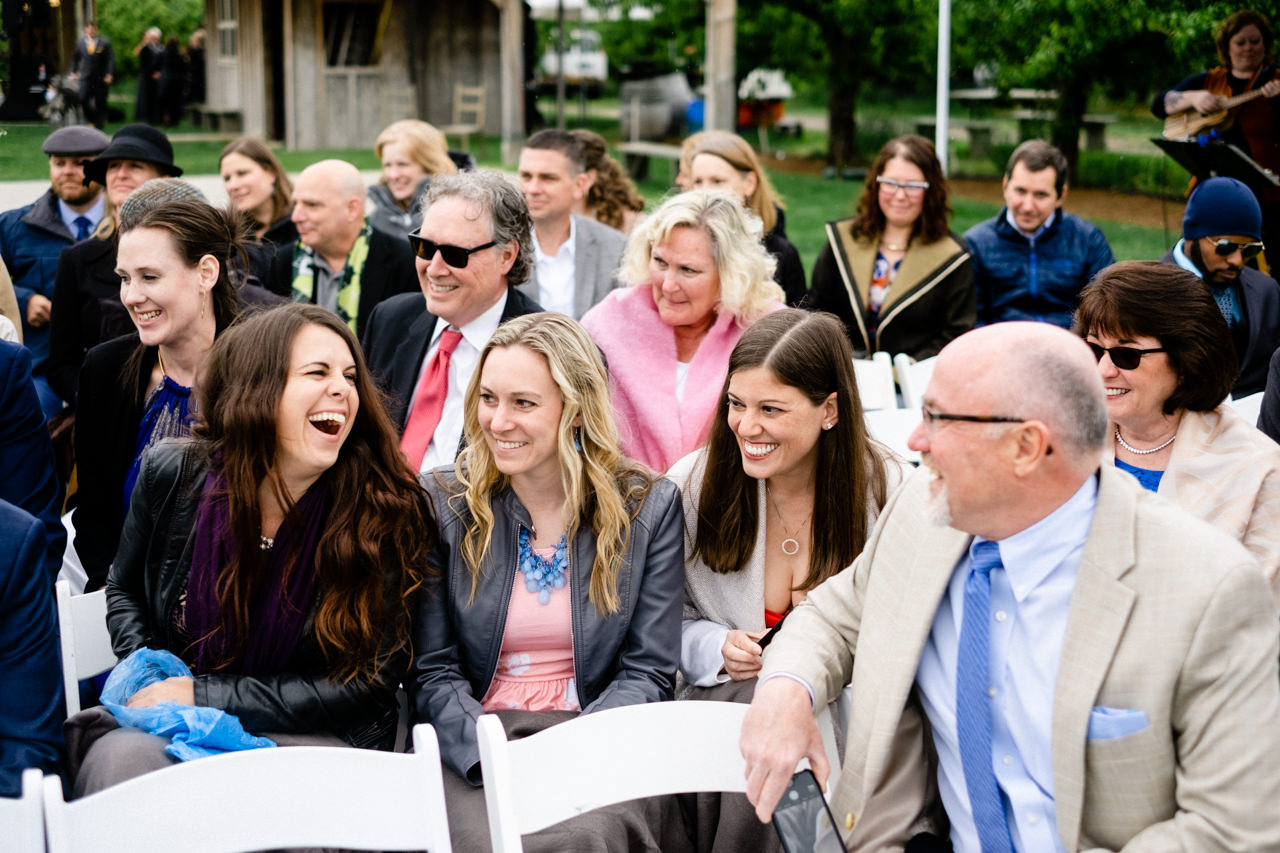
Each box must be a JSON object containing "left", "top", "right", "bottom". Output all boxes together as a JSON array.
[
  {"left": 1009, "top": 110, "right": 1116, "bottom": 151},
  {"left": 915, "top": 117, "right": 997, "bottom": 158},
  {"left": 187, "top": 103, "right": 243, "bottom": 134},
  {"left": 615, "top": 141, "right": 682, "bottom": 183}
]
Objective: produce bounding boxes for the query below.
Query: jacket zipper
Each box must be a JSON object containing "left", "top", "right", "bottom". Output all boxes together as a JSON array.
[{"left": 479, "top": 519, "right": 520, "bottom": 699}]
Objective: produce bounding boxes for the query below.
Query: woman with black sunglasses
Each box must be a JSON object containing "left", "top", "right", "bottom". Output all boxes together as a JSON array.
[{"left": 1075, "top": 260, "right": 1280, "bottom": 595}]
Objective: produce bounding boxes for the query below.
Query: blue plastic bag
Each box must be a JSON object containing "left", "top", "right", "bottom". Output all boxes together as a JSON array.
[{"left": 102, "top": 648, "right": 276, "bottom": 761}]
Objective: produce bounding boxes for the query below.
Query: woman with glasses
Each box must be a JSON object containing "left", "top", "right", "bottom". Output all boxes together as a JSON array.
[
  {"left": 809, "top": 134, "right": 975, "bottom": 360},
  {"left": 1075, "top": 260, "right": 1280, "bottom": 593}
]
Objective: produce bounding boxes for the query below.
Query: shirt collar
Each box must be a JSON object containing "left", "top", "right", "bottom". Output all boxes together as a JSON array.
[
  {"left": 1005, "top": 207, "right": 1056, "bottom": 240},
  {"left": 429, "top": 287, "right": 510, "bottom": 349},
  {"left": 530, "top": 215, "right": 577, "bottom": 262},
  {"left": 1171, "top": 239, "right": 1203, "bottom": 279},
  {"left": 975, "top": 473, "right": 1098, "bottom": 602}
]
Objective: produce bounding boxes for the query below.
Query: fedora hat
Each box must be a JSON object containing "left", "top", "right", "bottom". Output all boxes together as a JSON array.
[{"left": 82, "top": 124, "right": 183, "bottom": 185}]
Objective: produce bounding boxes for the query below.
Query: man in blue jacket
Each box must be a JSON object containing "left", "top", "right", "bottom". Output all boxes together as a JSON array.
[
  {"left": 965, "top": 140, "right": 1114, "bottom": 328},
  {"left": 0, "top": 125, "right": 109, "bottom": 417}
]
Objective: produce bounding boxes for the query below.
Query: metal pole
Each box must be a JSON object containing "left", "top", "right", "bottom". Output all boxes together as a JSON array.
[{"left": 935, "top": 0, "right": 952, "bottom": 174}]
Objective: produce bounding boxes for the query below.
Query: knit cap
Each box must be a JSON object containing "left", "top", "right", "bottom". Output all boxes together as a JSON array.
[{"left": 1182, "top": 177, "right": 1262, "bottom": 241}]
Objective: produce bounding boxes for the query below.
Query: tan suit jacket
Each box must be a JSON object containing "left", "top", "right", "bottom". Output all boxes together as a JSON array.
[{"left": 762, "top": 465, "right": 1280, "bottom": 851}]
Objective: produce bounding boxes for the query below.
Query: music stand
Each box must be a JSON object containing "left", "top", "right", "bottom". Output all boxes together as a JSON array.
[{"left": 1152, "top": 138, "right": 1280, "bottom": 194}]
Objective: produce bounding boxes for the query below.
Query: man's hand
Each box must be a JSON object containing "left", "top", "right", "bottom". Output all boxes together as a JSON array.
[
  {"left": 127, "top": 676, "right": 194, "bottom": 708},
  {"left": 721, "top": 629, "right": 766, "bottom": 681},
  {"left": 1187, "top": 90, "right": 1225, "bottom": 115},
  {"left": 741, "top": 676, "right": 829, "bottom": 823},
  {"left": 25, "top": 294, "right": 51, "bottom": 327}
]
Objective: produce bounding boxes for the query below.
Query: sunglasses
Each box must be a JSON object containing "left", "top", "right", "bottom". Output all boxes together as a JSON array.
[
  {"left": 1211, "top": 239, "right": 1264, "bottom": 260},
  {"left": 876, "top": 176, "right": 930, "bottom": 199},
  {"left": 407, "top": 234, "right": 497, "bottom": 268},
  {"left": 1086, "top": 341, "right": 1165, "bottom": 370}
]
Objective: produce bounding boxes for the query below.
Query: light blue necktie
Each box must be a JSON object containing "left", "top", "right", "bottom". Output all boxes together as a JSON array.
[
  {"left": 73, "top": 216, "right": 93, "bottom": 241},
  {"left": 956, "top": 540, "right": 1015, "bottom": 853}
]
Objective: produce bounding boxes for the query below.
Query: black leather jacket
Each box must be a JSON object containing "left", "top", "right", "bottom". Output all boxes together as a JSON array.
[
  {"left": 106, "top": 439, "right": 406, "bottom": 749},
  {"left": 410, "top": 469, "right": 685, "bottom": 783}
]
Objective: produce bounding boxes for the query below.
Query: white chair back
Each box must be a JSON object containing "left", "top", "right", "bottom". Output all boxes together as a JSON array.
[
  {"left": 0, "top": 768, "right": 45, "bottom": 853},
  {"left": 1227, "top": 391, "right": 1264, "bottom": 427},
  {"left": 477, "top": 700, "right": 834, "bottom": 852},
  {"left": 55, "top": 579, "right": 116, "bottom": 717},
  {"left": 853, "top": 351, "right": 899, "bottom": 411},
  {"left": 43, "top": 723, "right": 452, "bottom": 853},
  {"left": 893, "top": 353, "right": 937, "bottom": 412},
  {"left": 864, "top": 408, "right": 923, "bottom": 464}
]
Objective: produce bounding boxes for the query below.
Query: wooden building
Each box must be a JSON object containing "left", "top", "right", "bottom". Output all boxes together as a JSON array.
[{"left": 202, "top": 0, "right": 526, "bottom": 158}]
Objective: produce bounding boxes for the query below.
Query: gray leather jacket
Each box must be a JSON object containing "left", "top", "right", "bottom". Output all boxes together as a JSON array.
[{"left": 410, "top": 469, "right": 685, "bottom": 783}]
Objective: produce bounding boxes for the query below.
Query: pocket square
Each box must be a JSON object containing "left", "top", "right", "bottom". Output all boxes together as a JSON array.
[{"left": 1087, "top": 706, "right": 1149, "bottom": 740}]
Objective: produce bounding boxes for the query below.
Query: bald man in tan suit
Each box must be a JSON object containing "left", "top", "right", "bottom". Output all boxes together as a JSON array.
[{"left": 741, "top": 323, "right": 1280, "bottom": 852}]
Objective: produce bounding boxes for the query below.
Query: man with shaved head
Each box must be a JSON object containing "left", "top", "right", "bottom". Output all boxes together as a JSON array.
[
  {"left": 740, "top": 323, "right": 1280, "bottom": 851},
  {"left": 266, "top": 158, "right": 417, "bottom": 337}
]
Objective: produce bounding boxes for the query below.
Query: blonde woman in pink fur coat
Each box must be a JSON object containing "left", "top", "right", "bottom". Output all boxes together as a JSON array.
[{"left": 582, "top": 190, "right": 785, "bottom": 473}]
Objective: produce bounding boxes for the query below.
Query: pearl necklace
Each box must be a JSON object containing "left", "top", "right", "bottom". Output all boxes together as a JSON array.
[
  {"left": 259, "top": 535, "right": 274, "bottom": 551},
  {"left": 1115, "top": 427, "right": 1175, "bottom": 455},
  {"left": 766, "top": 484, "right": 812, "bottom": 557}
]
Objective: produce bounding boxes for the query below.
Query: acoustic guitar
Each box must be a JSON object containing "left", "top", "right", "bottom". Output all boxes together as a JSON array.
[{"left": 1163, "top": 88, "right": 1268, "bottom": 139}]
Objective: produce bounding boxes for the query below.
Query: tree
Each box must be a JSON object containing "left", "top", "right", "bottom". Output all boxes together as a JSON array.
[
  {"left": 954, "top": 0, "right": 1280, "bottom": 175},
  {"left": 95, "top": 0, "right": 203, "bottom": 79}
]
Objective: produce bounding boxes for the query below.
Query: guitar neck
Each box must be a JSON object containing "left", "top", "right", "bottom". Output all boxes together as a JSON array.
[{"left": 1219, "top": 87, "right": 1268, "bottom": 111}]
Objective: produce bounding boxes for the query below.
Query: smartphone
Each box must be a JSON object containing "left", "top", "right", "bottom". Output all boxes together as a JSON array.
[
  {"left": 773, "top": 769, "right": 846, "bottom": 853},
  {"left": 756, "top": 613, "right": 787, "bottom": 650}
]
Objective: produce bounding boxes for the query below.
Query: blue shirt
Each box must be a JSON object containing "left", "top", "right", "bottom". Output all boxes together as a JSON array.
[
  {"left": 916, "top": 475, "right": 1098, "bottom": 853},
  {"left": 57, "top": 195, "right": 105, "bottom": 239},
  {"left": 1172, "top": 238, "right": 1242, "bottom": 326}
]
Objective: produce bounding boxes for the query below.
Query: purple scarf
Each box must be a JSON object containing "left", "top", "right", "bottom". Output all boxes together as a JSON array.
[{"left": 185, "top": 470, "right": 329, "bottom": 676}]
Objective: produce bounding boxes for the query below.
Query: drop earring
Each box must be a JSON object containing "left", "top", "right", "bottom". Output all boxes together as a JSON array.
[{"left": 573, "top": 426, "right": 583, "bottom": 452}]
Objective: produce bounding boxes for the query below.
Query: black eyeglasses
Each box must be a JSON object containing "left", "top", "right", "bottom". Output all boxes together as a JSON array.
[
  {"left": 1086, "top": 341, "right": 1165, "bottom": 370},
  {"left": 920, "top": 406, "right": 1025, "bottom": 427},
  {"left": 1212, "top": 239, "right": 1265, "bottom": 260},
  {"left": 407, "top": 234, "right": 497, "bottom": 268}
]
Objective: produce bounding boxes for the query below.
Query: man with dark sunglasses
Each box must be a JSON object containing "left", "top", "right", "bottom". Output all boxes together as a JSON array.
[
  {"left": 362, "top": 171, "right": 543, "bottom": 473},
  {"left": 1164, "top": 176, "right": 1280, "bottom": 396}
]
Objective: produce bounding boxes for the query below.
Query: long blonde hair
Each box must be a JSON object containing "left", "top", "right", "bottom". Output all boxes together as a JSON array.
[{"left": 450, "top": 313, "right": 654, "bottom": 614}]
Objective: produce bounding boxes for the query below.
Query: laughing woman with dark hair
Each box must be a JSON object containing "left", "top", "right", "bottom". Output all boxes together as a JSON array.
[
  {"left": 1075, "top": 260, "right": 1280, "bottom": 594},
  {"left": 74, "top": 303, "right": 433, "bottom": 795}
]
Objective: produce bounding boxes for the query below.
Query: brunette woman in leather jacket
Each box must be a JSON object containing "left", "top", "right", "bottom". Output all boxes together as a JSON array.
[
  {"left": 74, "top": 304, "right": 432, "bottom": 796},
  {"left": 409, "top": 312, "right": 686, "bottom": 852}
]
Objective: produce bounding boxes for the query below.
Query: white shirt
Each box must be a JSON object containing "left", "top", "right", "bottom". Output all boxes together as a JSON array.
[
  {"left": 916, "top": 475, "right": 1097, "bottom": 853},
  {"left": 1004, "top": 207, "right": 1056, "bottom": 242},
  {"left": 410, "top": 290, "right": 510, "bottom": 473},
  {"left": 531, "top": 217, "right": 577, "bottom": 317}
]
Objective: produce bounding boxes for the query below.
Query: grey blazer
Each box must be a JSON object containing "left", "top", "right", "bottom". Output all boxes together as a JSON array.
[{"left": 519, "top": 214, "right": 626, "bottom": 319}]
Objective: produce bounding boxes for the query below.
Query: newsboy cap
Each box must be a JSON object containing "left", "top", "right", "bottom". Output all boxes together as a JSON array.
[{"left": 41, "top": 125, "right": 110, "bottom": 157}]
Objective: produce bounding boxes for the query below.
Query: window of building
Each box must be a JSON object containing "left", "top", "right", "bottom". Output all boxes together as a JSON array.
[
  {"left": 323, "top": 0, "right": 389, "bottom": 67},
  {"left": 218, "top": 0, "right": 237, "bottom": 58}
]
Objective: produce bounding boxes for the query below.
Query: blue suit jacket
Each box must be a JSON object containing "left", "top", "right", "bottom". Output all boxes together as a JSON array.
[
  {"left": 0, "top": 498, "right": 64, "bottom": 797},
  {"left": 0, "top": 340, "right": 64, "bottom": 579}
]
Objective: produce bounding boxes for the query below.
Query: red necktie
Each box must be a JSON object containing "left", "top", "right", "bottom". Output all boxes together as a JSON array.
[{"left": 401, "top": 329, "right": 464, "bottom": 470}]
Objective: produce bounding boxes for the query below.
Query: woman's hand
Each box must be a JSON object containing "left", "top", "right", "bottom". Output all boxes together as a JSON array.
[
  {"left": 127, "top": 676, "right": 195, "bottom": 708},
  {"left": 1263, "top": 79, "right": 1280, "bottom": 99},
  {"left": 721, "top": 629, "right": 766, "bottom": 681}
]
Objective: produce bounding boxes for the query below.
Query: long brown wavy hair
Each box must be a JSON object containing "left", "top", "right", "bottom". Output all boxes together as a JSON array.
[
  {"left": 571, "top": 129, "right": 645, "bottom": 231},
  {"left": 693, "top": 309, "right": 890, "bottom": 590},
  {"left": 193, "top": 304, "right": 433, "bottom": 683},
  {"left": 850, "top": 134, "right": 952, "bottom": 245},
  {"left": 450, "top": 312, "right": 654, "bottom": 614}
]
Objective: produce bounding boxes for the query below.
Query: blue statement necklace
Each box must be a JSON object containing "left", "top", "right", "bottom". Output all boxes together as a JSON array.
[{"left": 517, "top": 528, "right": 568, "bottom": 605}]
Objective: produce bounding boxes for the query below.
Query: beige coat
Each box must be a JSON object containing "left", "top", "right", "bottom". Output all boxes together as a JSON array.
[
  {"left": 763, "top": 465, "right": 1280, "bottom": 851},
  {"left": 1107, "top": 405, "right": 1280, "bottom": 596}
]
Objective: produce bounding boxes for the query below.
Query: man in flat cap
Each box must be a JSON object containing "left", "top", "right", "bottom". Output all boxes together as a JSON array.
[{"left": 0, "top": 126, "right": 109, "bottom": 416}]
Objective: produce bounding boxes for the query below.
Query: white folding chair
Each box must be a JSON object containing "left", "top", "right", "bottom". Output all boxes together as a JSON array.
[
  {"left": 0, "top": 768, "right": 45, "bottom": 853},
  {"left": 55, "top": 579, "right": 116, "bottom": 717},
  {"left": 43, "top": 723, "right": 452, "bottom": 853},
  {"left": 853, "top": 351, "right": 899, "bottom": 411},
  {"left": 893, "top": 353, "right": 937, "bottom": 412},
  {"left": 1227, "top": 391, "right": 1264, "bottom": 427},
  {"left": 477, "top": 700, "right": 832, "bottom": 853},
  {"left": 864, "top": 408, "right": 923, "bottom": 464}
]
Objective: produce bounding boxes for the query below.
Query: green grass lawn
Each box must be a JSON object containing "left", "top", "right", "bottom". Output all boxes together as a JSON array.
[{"left": 1, "top": 116, "right": 1166, "bottom": 264}]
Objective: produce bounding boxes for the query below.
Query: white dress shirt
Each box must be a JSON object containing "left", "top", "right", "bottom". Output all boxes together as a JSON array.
[
  {"left": 410, "top": 290, "right": 509, "bottom": 473},
  {"left": 916, "top": 475, "right": 1098, "bottom": 853},
  {"left": 531, "top": 217, "right": 577, "bottom": 317}
]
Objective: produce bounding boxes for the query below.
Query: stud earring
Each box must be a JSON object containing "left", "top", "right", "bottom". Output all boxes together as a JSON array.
[{"left": 823, "top": 423, "right": 834, "bottom": 430}]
